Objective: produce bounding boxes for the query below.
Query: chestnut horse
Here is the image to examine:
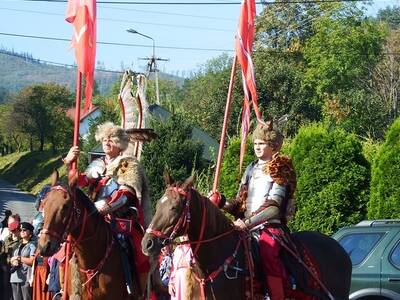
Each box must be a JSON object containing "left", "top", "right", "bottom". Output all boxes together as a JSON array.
[
  {"left": 142, "top": 177, "right": 352, "bottom": 300},
  {"left": 38, "top": 182, "right": 143, "bottom": 300}
]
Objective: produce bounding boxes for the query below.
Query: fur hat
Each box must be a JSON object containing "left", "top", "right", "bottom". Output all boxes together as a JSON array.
[
  {"left": 95, "top": 122, "right": 129, "bottom": 151},
  {"left": 252, "top": 120, "right": 284, "bottom": 151}
]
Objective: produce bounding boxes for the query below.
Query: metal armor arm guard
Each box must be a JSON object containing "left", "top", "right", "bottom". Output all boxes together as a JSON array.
[
  {"left": 243, "top": 182, "right": 286, "bottom": 229},
  {"left": 244, "top": 205, "right": 280, "bottom": 229},
  {"left": 95, "top": 188, "right": 133, "bottom": 215}
]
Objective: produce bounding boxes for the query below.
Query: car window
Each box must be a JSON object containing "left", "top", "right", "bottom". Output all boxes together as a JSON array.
[
  {"left": 339, "top": 233, "right": 384, "bottom": 265},
  {"left": 390, "top": 241, "right": 400, "bottom": 269}
]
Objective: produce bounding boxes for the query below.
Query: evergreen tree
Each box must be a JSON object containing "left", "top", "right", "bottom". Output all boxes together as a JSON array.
[
  {"left": 219, "top": 137, "right": 254, "bottom": 199},
  {"left": 141, "top": 114, "right": 205, "bottom": 205},
  {"left": 288, "top": 124, "right": 370, "bottom": 234},
  {"left": 368, "top": 118, "right": 400, "bottom": 219}
]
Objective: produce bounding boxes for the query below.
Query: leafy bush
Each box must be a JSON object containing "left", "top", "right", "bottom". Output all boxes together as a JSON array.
[
  {"left": 368, "top": 118, "right": 400, "bottom": 219},
  {"left": 219, "top": 137, "right": 254, "bottom": 199},
  {"left": 288, "top": 124, "right": 370, "bottom": 234}
]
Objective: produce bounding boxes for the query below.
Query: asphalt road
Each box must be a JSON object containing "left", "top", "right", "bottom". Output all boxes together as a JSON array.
[{"left": 0, "top": 179, "right": 37, "bottom": 223}]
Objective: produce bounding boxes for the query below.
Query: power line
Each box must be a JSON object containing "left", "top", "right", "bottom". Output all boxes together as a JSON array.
[
  {"left": 20, "top": 0, "right": 366, "bottom": 5},
  {"left": 0, "top": 32, "right": 234, "bottom": 52},
  {"left": 99, "top": 5, "right": 237, "bottom": 21},
  {"left": 0, "top": 7, "right": 232, "bottom": 32},
  {"left": 0, "top": 50, "right": 125, "bottom": 74}
]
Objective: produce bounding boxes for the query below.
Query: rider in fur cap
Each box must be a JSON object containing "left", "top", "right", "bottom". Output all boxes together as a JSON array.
[
  {"left": 64, "top": 121, "right": 151, "bottom": 294},
  {"left": 220, "top": 120, "right": 296, "bottom": 300}
]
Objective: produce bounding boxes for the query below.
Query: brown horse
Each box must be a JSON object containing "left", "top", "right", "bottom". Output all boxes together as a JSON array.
[
  {"left": 142, "top": 177, "right": 352, "bottom": 300},
  {"left": 38, "top": 180, "right": 143, "bottom": 300}
]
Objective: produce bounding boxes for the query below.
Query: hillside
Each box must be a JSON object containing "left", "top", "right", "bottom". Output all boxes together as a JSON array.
[
  {"left": 0, "top": 49, "right": 184, "bottom": 102},
  {"left": 0, "top": 151, "right": 67, "bottom": 195}
]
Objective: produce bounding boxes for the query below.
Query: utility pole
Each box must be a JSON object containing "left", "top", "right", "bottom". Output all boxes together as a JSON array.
[{"left": 127, "top": 29, "right": 168, "bottom": 105}]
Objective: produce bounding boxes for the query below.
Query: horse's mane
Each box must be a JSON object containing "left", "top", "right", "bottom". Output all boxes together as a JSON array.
[{"left": 190, "top": 187, "right": 233, "bottom": 235}]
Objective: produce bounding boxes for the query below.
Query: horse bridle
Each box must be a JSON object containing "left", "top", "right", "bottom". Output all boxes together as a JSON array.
[
  {"left": 146, "top": 187, "right": 192, "bottom": 246},
  {"left": 40, "top": 185, "right": 85, "bottom": 244}
]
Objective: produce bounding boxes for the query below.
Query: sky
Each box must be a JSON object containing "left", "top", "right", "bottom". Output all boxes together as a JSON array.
[{"left": 0, "top": 0, "right": 398, "bottom": 77}]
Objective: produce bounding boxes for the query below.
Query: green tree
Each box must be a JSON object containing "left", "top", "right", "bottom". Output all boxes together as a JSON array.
[
  {"left": 180, "top": 54, "right": 243, "bottom": 140},
  {"left": 366, "top": 29, "right": 400, "bottom": 124},
  {"left": 376, "top": 5, "right": 400, "bottom": 29},
  {"left": 322, "top": 89, "right": 388, "bottom": 139},
  {"left": 12, "top": 83, "right": 73, "bottom": 151},
  {"left": 368, "top": 117, "right": 400, "bottom": 219},
  {"left": 288, "top": 124, "right": 370, "bottom": 234},
  {"left": 141, "top": 114, "right": 205, "bottom": 205},
  {"left": 303, "top": 4, "right": 386, "bottom": 96}
]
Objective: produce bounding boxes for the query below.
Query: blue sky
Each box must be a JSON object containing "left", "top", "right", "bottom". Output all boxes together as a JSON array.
[{"left": 0, "top": 0, "right": 398, "bottom": 76}]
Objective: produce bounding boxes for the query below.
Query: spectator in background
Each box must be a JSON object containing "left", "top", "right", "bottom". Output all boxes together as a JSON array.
[
  {"left": 168, "top": 236, "right": 199, "bottom": 300},
  {"left": 1, "top": 213, "right": 21, "bottom": 300},
  {"left": 157, "top": 245, "right": 173, "bottom": 300},
  {"left": 32, "top": 184, "right": 53, "bottom": 300},
  {"left": 0, "top": 209, "right": 12, "bottom": 240},
  {"left": 10, "top": 222, "right": 36, "bottom": 300}
]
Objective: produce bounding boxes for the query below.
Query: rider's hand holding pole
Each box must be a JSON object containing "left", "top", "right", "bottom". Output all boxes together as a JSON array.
[{"left": 63, "top": 146, "right": 80, "bottom": 166}]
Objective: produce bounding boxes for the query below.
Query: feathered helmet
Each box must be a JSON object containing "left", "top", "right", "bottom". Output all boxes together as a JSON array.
[
  {"left": 95, "top": 122, "right": 130, "bottom": 151},
  {"left": 252, "top": 120, "right": 284, "bottom": 151}
]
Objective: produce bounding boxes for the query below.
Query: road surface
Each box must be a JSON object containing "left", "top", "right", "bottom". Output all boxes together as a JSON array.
[{"left": 0, "top": 180, "right": 37, "bottom": 223}]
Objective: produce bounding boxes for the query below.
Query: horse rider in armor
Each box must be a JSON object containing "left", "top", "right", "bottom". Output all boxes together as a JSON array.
[
  {"left": 211, "top": 121, "right": 296, "bottom": 300},
  {"left": 63, "top": 121, "right": 151, "bottom": 294}
]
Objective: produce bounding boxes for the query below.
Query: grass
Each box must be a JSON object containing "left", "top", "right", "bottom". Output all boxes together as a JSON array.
[{"left": 0, "top": 150, "right": 68, "bottom": 195}]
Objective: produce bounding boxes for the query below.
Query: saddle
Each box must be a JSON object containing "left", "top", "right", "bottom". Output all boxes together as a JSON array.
[{"left": 250, "top": 230, "right": 324, "bottom": 299}]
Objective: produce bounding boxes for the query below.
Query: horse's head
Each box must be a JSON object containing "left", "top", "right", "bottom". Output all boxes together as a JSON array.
[
  {"left": 141, "top": 175, "right": 194, "bottom": 257},
  {"left": 38, "top": 171, "right": 74, "bottom": 256}
]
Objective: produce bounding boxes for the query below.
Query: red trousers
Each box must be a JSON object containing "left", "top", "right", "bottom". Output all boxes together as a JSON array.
[
  {"left": 259, "top": 227, "right": 286, "bottom": 279},
  {"left": 130, "top": 225, "right": 150, "bottom": 273}
]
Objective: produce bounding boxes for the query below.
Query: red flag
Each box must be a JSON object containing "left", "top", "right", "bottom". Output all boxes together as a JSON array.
[
  {"left": 235, "top": 0, "right": 261, "bottom": 171},
  {"left": 66, "top": 0, "right": 96, "bottom": 112}
]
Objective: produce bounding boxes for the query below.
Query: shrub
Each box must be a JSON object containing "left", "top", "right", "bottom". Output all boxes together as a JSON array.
[
  {"left": 219, "top": 136, "right": 254, "bottom": 199},
  {"left": 368, "top": 118, "right": 400, "bottom": 219},
  {"left": 288, "top": 124, "right": 370, "bottom": 234}
]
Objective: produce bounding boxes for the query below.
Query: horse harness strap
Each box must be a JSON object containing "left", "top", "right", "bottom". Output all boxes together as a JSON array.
[
  {"left": 264, "top": 228, "right": 335, "bottom": 300},
  {"left": 191, "top": 232, "right": 248, "bottom": 300},
  {"left": 80, "top": 237, "right": 115, "bottom": 300}
]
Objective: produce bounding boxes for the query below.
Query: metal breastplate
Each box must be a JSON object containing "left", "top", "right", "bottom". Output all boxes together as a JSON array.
[{"left": 246, "top": 165, "right": 273, "bottom": 218}]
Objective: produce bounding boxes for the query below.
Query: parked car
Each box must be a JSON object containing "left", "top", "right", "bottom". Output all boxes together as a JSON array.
[{"left": 332, "top": 219, "right": 400, "bottom": 300}]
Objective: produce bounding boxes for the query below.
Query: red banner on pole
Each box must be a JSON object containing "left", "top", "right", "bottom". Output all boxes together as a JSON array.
[
  {"left": 66, "top": 0, "right": 96, "bottom": 112},
  {"left": 235, "top": 0, "right": 261, "bottom": 171}
]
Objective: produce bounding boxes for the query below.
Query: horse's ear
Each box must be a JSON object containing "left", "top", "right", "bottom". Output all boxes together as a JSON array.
[
  {"left": 163, "top": 171, "right": 174, "bottom": 187},
  {"left": 182, "top": 175, "right": 195, "bottom": 191},
  {"left": 50, "top": 169, "right": 59, "bottom": 186}
]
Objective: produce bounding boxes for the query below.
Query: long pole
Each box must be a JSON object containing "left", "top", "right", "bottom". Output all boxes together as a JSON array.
[
  {"left": 151, "top": 39, "right": 160, "bottom": 105},
  {"left": 62, "top": 70, "right": 82, "bottom": 300},
  {"left": 212, "top": 55, "right": 237, "bottom": 193}
]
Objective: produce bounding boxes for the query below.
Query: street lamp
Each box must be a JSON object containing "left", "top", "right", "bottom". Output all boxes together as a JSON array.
[{"left": 127, "top": 28, "right": 160, "bottom": 105}]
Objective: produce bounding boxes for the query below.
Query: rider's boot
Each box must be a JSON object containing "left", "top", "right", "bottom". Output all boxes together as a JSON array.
[{"left": 266, "top": 275, "right": 285, "bottom": 300}]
